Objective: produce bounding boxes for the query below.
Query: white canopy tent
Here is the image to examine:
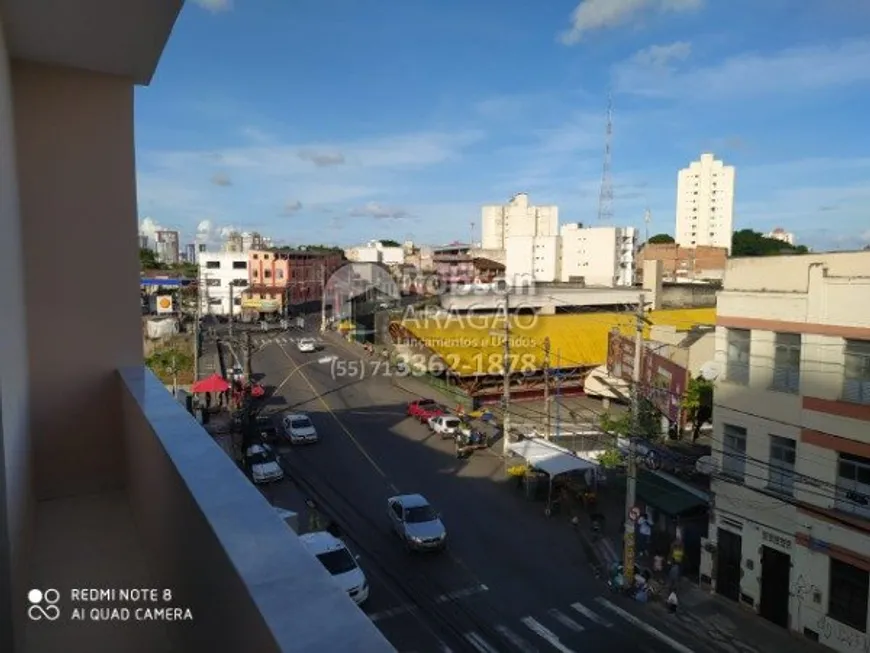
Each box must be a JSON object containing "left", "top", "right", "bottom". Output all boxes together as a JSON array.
[
  {"left": 507, "top": 438, "right": 597, "bottom": 477},
  {"left": 507, "top": 438, "right": 598, "bottom": 516}
]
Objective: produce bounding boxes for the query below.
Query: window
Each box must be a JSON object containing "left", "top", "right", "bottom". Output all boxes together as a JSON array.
[
  {"left": 768, "top": 436, "right": 796, "bottom": 496},
  {"left": 828, "top": 558, "right": 869, "bottom": 633},
  {"left": 264, "top": 270, "right": 271, "bottom": 279},
  {"left": 205, "top": 278, "right": 220, "bottom": 287},
  {"left": 836, "top": 452, "right": 870, "bottom": 520},
  {"left": 233, "top": 298, "right": 241, "bottom": 306},
  {"left": 721, "top": 424, "right": 747, "bottom": 481},
  {"left": 843, "top": 339, "right": 870, "bottom": 405},
  {"left": 232, "top": 261, "right": 247, "bottom": 269},
  {"left": 726, "top": 329, "right": 751, "bottom": 385},
  {"left": 276, "top": 268, "right": 284, "bottom": 279},
  {"left": 771, "top": 332, "right": 801, "bottom": 393},
  {"left": 231, "top": 278, "right": 247, "bottom": 287},
  {"left": 205, "top": 261, "right": 220, "bottom": 269}
]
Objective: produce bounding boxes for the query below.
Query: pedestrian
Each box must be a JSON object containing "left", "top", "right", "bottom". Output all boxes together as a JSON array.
[
  {"left": 637, "top": 516, "right": 651, "bottom": 557},
  {"left": 667, "top": 591, "right": 679, "bottom": 614},
  {"left": 668, "top": 560, "right": 681, "bottom": 592}
]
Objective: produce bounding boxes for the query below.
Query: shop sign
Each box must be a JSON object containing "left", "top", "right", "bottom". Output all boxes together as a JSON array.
[{"left": 762, "top": 530, "right": 791, "bottom": 550}]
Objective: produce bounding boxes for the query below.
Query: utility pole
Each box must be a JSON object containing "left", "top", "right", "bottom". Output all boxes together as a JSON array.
[
  {"left": 193, "top": 278, "right": 201, "bottom": 383},
  {"left": 228, "top": 283, "right": 234, "bottom": 338},
  {"left": 244, "top": 331, "right": 253, "bottom": 380},
  {"left": 320, "top": 260, "right": 327, "bottom": 333},
  {"left": 501, "top": 290, "right": 512, "bottom": 456},
  {"left": 623, "top": 292, "right": 646, "bottom": 586},
  {"left": 543, "top": 337, "right": 551, "bottom": 441},
  {"left": 555, "top": 350, "right": 562, "bottom": 439}
]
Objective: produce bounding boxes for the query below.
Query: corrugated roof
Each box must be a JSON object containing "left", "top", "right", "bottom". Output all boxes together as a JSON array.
[{"left": 392, "top": 308, "right": 716, "bottom": 376}]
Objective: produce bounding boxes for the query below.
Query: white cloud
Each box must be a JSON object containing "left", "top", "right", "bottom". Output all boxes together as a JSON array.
[
  {"left": 614, "top": 38, "right": 870, "bottom": 98},
  {"left": 282, "top": 200, "right": 303, "bottom": 215},
  {"left": 195, "top": 220, "right": 241, "bottom": 247},
  {"left": 629, "top": 41, "right": 692, "bottom": 67},
  {"left": 560, "top": 0, "right": 702, "bottom": 45},
  {"left": 348, "top": 203, "right": 413, "bottom": 220},
  {"left": 192, "top": 0, "right": 232, "bottom": 12},
  {"left": 211, "top": 172, "right": 232, "bottom": 186},
  {"left": 298, "top": 150, "right": 346, "bottom": 167}
]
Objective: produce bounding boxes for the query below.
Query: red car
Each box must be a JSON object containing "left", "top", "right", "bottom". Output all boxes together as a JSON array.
[{"left": 407, "top": 398, "right": 445, "bottom": 422}]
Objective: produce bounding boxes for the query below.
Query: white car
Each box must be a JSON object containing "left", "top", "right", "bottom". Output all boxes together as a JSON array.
[
  {"left": 244, "top": 444, "right": 284, "bottom": 484},
  {"left": 428, "top": 415, "right": 462, "bottom": 438},
  {"left": 300, "top": 531, "right": 369, "bottom": 605},
  {"left": 282, "top": 413, "right": 319, "bottom": 444},
  {"left": 297, "top": 338, "right": 317, "bottom": 352}
]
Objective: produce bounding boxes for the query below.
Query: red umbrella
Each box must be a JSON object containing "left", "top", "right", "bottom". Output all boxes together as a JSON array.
[{"left": 191, "top": 373, "right": 230, "bottom": 393}]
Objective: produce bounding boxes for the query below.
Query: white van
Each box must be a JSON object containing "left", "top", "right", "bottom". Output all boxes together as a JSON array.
[{"left": 299, "top": 531, "right": 369, "bottom": 605}]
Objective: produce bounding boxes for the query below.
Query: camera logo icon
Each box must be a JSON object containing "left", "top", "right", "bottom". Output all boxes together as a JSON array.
[{"left": 27, "top": 589, "right": 61, "bottom": 621}]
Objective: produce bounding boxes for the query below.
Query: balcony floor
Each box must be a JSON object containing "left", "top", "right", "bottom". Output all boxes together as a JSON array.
[{"left": 26, "top": 490, "right": 175, "bottom": 653}]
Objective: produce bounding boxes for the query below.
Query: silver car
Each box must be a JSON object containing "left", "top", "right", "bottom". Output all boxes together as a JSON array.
[{"left": 387, "top": 494, "right": 447, "bottom": 552}]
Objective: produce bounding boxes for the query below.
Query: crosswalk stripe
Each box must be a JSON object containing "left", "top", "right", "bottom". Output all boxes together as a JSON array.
[
  {"left": 464, "top": 632, "right": 499, "bottom": 653},
  {"left": 595, "top": 597, "right": 696, "bottom": 653},
  {"left": 521, "top": 617, "right": 575, "bottom": 653},
  {"left": 547, "top": 608, "right": 585, "bottom": 632},
  {"left": 494, "top": 624, "right": 539, "bottom": 652},
  {"left": 570, "top": 602, "right": 612, "bottom": 627}
]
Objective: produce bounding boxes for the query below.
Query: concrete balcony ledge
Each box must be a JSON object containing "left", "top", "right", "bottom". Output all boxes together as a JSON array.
[{"left": 119, "top": 366, "right": 396, "bottom": 653}]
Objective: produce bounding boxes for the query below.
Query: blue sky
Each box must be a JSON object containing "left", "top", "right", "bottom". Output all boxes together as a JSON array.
[{"left": 136, "top": 0, "right": 870, "bottom": 250}]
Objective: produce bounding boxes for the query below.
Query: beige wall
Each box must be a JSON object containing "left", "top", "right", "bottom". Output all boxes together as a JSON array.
[
  {"left": 12, "top": 60, "right": 142, "bottom": 500},
  {"left": 0, "top": 14, "right": 33, "bottom": 651}
]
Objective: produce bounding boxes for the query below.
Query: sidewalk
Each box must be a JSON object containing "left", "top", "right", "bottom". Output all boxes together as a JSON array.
[{"left": 576, "top": 481, "right": 830, "bottom": 653}]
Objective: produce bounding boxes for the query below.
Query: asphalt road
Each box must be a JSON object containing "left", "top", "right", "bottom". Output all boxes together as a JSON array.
[{"left": 250, "top": 330, "right": 712, "bottom": 653}]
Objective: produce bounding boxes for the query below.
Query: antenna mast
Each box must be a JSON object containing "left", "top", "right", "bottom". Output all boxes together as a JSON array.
[
  {"left": 643, "top": 208, "right": 651, "bottom": 244},
  {"left": 596, "top": 93, "right": 614, "bottom": 224},
  {"left": 471, "top": 220, "right": 476, "bottom": 247}
]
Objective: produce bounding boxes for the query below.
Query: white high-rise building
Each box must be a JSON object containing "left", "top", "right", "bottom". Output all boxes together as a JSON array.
[
  {"left": 560, "top": 224, "right": 636, "bottom": 286},
  {"left": 481, "top": 193, "right": 558, "bottom": 250},
  {"left": 766, "top": 228, "right": 795, "bottom": 246},
  {"left": 506, "top": 235, "right": 561, "bottom": 284},
  {"left": 675, "top": 153, "right": 735, "bottom": 252}
]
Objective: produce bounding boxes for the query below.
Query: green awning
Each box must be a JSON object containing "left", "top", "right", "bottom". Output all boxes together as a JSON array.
[{"left": 637, "top": 470, "right": 708, "bottom": 516}]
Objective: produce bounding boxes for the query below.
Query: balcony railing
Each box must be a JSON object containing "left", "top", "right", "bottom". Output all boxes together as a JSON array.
[{"left": 93, "top": 367, "right": 394, "bottom": 652}]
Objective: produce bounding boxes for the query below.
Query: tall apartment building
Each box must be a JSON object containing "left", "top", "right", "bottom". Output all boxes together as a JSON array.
[
  {"left": 183, "top": 243, "right": 196, "bottom": 263},
  {"left": 345, "top": 240, "right": 405, "bottom": 265},
  {"left": 155, "top": 229, "right": 180, "bottom": 264},
  {"left": 675, "top": 153, "right": 735, "bottom": 252},
  {"left": 704, "top": 252, "right": 870, "bottom": 652},
  {"left": 766, "top": 228, "right": 795, "bottom": 246},
  {"left": 481, "top": 192, "right": 558, "bottom": 250},
  {"left": 560, "top": 224, "right": 636, "bottom": 286},
  {"left": 198, "top": 251, "right": 249, "bottom": 316}
]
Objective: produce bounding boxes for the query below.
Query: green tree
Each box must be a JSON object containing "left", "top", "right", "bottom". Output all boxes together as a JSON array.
[
  {"left": 140, "top": 247, "right": 162, "bottom": 270},
  {"left": 648, "top": 233, "right": 675, "bottom": 244},
  {"left": 145, "top": 347, "right": 193, "bottom": 387},
  {"left": 380, "top": 239, "right": 401, "bottom": 247},
  {"left": 682, "top": 376, "right": 714, "bottom": 442},
  {"left": 599, "top": 401, "right": 661, "bottom": 440},
  {"left": 731, "top": 229, "right": 808, "bottom": 257}
]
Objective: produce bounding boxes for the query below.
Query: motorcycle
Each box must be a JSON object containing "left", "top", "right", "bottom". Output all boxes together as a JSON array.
[{"left": 455, "top": 428, "right": 487, "bottom": 459}]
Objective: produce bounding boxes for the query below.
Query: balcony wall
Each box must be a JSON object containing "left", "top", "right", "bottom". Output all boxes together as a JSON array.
[
  {"left": 0, "top": 14, "right": 32, "bottom": 653},
  {"left": 119, "top": 367, "right": 396, "bottom": 652}
]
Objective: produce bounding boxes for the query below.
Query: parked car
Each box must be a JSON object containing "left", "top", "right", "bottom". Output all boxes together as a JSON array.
[
  {"left": 256, "top": 414, "right": 279, "bottom": 443},
  {"left": 407, "top": 398, "right": 445, "bottom": 422},
  {"left": 297, "top": 338, "right": 318, "bottom": 353},
  {"left": 282, "top": 413, "right": 319, "bottom": 444},
  {"left": 299, "top": 531, "right": 369, "bottom": 605},
  {"left": 387, "top": 494, "right": 447, "bottom": 552},
  {"left": 428, "top": 415, "right": 462, "bottom": 439},
  {"left": 244, "top": 444, "right": 284, "bottom": 484}
]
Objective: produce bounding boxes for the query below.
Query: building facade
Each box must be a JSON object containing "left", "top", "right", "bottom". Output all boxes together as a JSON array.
[
  {"left": 675, "top": 153, "right": 735, "bottom": 252},
  {"left": 637, "top": 243, "right": 728, "bottom": 283},
  {"left": 243, "top": 248, "right": 343, "bottom": 315},
  {"left": 155, "top": 229, "right": 180, "bottom": 264},
  {"left": 506, "top": 235, "right": 561, "bottom": 284},
  {"left": 559, "top": 224, "right": 636, "bottom": 286},
  {"left": 345, "top": 240, "right": 405, "bottom": 266},
  {"left": 704, "top": 252, "right": 870, "bottom": 652},
  {"left": 481, "top": 192, "right": 558, "bottom": 250},
  {"left": 432, "top": 244, "right": 504, "bottom": 286},
  {"left": 198, "top": 251, "right": 249, "bottom": 316}
]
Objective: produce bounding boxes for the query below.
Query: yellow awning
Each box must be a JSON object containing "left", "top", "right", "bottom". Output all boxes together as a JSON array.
[{"left": 392, "top": 308, "right": 715, "bottom": 376}]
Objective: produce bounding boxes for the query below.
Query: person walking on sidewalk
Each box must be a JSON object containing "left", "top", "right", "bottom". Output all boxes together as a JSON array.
[{"left": 637, "top": 516, "right": 651, "bottom": 557}]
